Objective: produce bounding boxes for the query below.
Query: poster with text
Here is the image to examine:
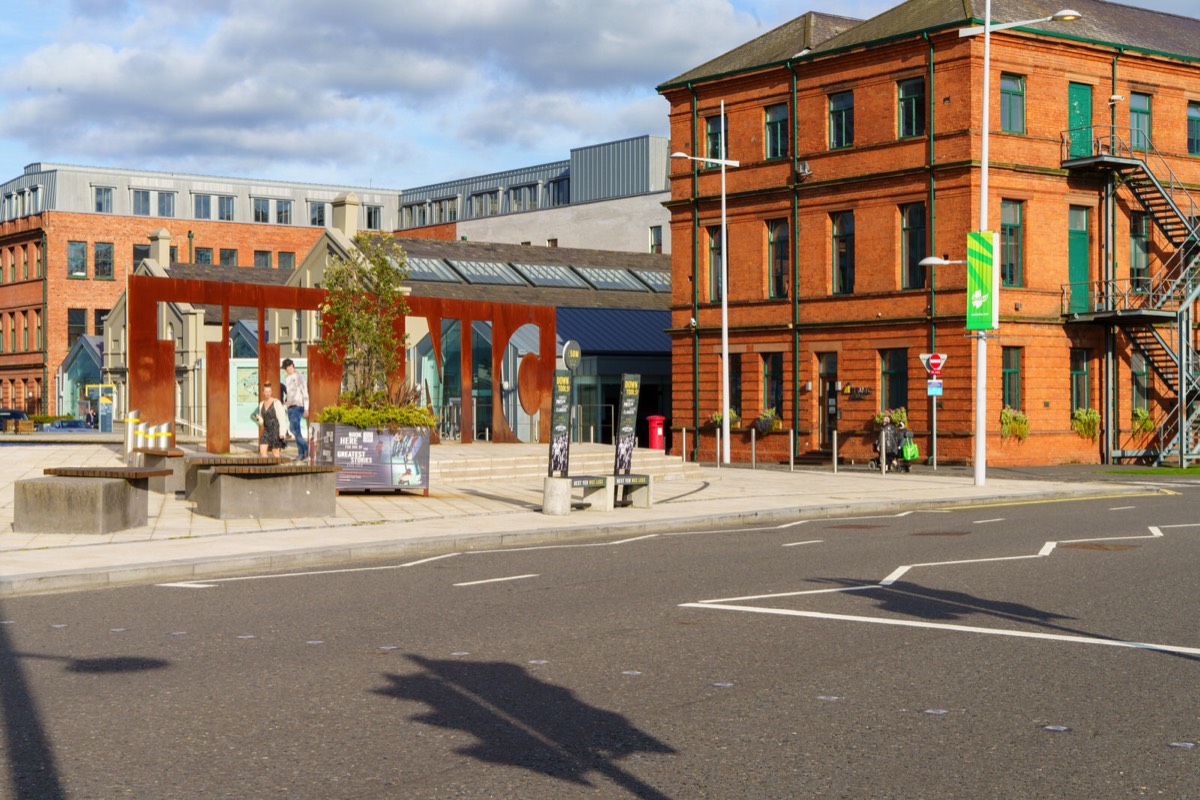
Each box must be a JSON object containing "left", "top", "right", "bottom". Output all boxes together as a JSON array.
[
  {"left": 548, "top": 370, "right": 571, "bottom": 476},
  {"left": 614, "top": 373, "right": 640, "bottom": 475}
]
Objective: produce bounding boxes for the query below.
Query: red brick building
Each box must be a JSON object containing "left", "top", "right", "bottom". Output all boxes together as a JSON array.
[{"left": 658, "top": 0, "right": 1200, "bottom": 466}]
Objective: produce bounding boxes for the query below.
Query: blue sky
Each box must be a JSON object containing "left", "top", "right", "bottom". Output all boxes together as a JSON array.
[{"left": 0, "top": 0, "right": 1193, "bottom": 191}]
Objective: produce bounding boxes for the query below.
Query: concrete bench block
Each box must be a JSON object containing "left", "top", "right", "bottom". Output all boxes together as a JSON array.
[
  {"left": 14, "top": 476, "right": 150, "bottom": 534},
  {"left": 542, "top": 476, "right": 613, "bottom": 515},
  {"left": 141, "top": 452, "right": 186, "bottom": 495},
  {"left": 194, "top": 470, "right": 337, "bottom": 520}
]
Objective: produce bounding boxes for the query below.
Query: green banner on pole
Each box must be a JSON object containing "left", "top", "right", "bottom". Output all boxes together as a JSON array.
[{"left": 966, "top": 231, "right": 999, "bottom": 331}]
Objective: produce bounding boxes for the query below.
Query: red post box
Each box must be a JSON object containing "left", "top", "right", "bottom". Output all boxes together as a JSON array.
[{"left": 647, "top": 415, "right": 666, "bottom": 450}]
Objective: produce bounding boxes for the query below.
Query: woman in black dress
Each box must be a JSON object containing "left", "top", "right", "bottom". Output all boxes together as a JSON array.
[{"left": 251, "top": 383, "right": 286, "bottom": 456}]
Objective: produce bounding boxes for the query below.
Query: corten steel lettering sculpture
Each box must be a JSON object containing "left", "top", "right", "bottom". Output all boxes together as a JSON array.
[{"left": 126, "top": 274, "right": 555, "bottom": 453}]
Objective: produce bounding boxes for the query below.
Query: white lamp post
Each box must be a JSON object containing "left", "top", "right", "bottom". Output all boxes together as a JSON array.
[
  {"left": 954, "top": 4, "right": 1080, "bottom": 486},
  {"left": 673, "top": 99, "right": 740, "bottom": 464}
]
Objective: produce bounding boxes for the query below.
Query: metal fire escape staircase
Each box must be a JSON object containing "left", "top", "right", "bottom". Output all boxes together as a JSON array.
[{"left": 1061, "top": 127, "right": 1200, "bottom": 464}]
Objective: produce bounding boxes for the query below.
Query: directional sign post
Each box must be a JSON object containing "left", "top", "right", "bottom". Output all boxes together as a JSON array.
[{"left": 918, "top": 353, "right": 947, "bottom": 470}]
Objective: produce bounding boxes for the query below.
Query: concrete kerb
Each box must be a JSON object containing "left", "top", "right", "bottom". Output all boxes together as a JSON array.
[{"left": 0, "top": 483, "right": 1151, "bottom": 598}]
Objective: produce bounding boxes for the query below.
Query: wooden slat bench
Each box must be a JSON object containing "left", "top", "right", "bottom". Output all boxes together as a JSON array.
[
  {"left": 134, "top": 446, "right": 188, "bottom": 494},
  {"left": 193, "top": 463, "right": 341, "bottom": 520},
  {"left": 14, "top": 466, "right": 173, "bottom": 534},
  {"left": 182, "top": 455, "right": 290, "bottom": 500}
]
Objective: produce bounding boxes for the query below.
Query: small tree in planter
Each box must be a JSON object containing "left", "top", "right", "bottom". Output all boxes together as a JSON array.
[
  {"left": 754, "top": 407, "right": 780, "bottom": 435},
  {"left": 1131, "top": 406, "right": 1156, "bottom": 435},
  {"left": 314, "top": 234, "right": 436, "bottom": 490}
]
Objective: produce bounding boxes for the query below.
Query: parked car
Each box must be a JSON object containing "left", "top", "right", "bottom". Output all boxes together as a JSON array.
[{"left": 48, "top": 418, "right": 93, "bottom": 432}]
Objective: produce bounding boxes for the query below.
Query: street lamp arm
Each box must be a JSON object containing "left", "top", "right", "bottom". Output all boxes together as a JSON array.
[
  {"left": 960, "top": 8, "right": 1081, "bottom": 37},
  {"left": 671, "top": 151, "right": 741, "bottom": 168},
  {"left": 919, "top": 256, "right": 967, "bottom": 267}
]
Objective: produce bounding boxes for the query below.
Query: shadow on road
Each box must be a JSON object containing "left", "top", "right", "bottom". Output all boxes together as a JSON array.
[
  {"left": 0, "top": 603, "right": 171, "bottom": 800},
  {"left": 375, "top": 654, "right": 676, "bottom": 799}
]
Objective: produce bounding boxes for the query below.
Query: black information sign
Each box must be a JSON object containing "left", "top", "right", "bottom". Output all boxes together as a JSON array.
[
  {"left": 548, "top": 369, "right": 572, "bottom": 476},
  {"left": 614, "top": 373, "right": 640, "bottom": 475}
]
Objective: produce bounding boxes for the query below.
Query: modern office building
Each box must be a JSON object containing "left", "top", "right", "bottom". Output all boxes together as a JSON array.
[
  {"left": 396, "top": 136, "right": 672, "bottom": 255},
  {"left": 659, "top": 0, "right": 1200, "bottom": 466}
]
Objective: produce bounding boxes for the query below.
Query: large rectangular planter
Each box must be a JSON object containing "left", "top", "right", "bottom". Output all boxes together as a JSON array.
[{"left": 313, "top": 423, "right": 431, "bottom": 491}]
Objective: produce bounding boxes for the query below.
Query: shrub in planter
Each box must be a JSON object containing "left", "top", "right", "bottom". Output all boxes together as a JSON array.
[
  {"left": 872, "top": 407, "right": 907, "bottom": 428},
  {"left": 1070, "top": 407, "right": 1101, "bottom": 440},
  {"left": 754, "top": 407, "right": 779, "bottom": 435},
  {"left": 709, "top": 409, "right": 740, "bottom": 428},
  {"left": 1131, "top": 406, "right": 1156, "bottom": 434},
  {"left": 999, "top": 405, "right": 1029, "bottom": 441}
]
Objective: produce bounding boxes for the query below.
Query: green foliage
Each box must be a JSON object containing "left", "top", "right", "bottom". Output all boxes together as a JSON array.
[
  {"left": 1000, "top": 405, "right": 1029, "bottom": 441},
  {"left": 709, "top": 409, "right": 740, "bottom": 427},
  {"left": 1070, "top": 406, "right": 1101, "bottom": 440},
  {"left": 318, "top": 233, "right": 410, "bottom": 407},
  {"left": 30, "top": 414, "right": 69, "bottom": 424},
  {"left": 754, "top": 407, "right": 779, "bottom": 434},
  {"left": 1131, "top": 406, "right": 1156, "bottom": 434},
  {"left": 316, "top": 403, "right": 436, "bottom": 430},
  {"left": 873, "top": 407, "right": 907, "bottom": 428}
]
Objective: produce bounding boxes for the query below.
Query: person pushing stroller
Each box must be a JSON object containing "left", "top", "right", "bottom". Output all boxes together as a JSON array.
[{"left": 871, "top": 414, "right": 912, "bottom": 473}]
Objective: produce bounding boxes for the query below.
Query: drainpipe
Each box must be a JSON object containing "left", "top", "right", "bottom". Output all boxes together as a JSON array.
[
  {"left": 1105, "top": 48, "right": 1123, "bottom": 464},
  {"left": 688, "top": 82, "right": 701, "bottom": 460},
  {"left": 787, "top": 59, "right": 802, "bottom": 452},
  {"left": 925, "top": 32, "right": 937, "bottom": 354},
  {"left": 188, "top": 230, "right": 194, "bottom": 263}
]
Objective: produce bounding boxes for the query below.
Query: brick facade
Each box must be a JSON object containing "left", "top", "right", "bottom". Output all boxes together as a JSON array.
[
  {"left": 662, "top": 13, "right": 1200, "bottom": 466},
  {"left": 0, "top": 211, "right": 322, "bottom": 415}
]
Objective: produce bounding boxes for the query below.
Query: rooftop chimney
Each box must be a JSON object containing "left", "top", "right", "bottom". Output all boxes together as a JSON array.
[{"left": 332, "top": 192, "right": 360, "bottom": 239}]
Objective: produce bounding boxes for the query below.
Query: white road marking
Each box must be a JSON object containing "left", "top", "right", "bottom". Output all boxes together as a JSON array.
[
  {"left": 454, "top": 574, "right": 538, "bottom": 587},
  {"left": 1108, "top": 506, "right": 1136, "bottom": 511},
  {"left": 782, "top": 539, "right": 823, "bottom": 547},
  {"left": 156, "top": 553, "right": 460, "bottom": 588},
  {"left": 973, "top": 518, "right": 1005, "bottom": 524},
  {"left": 680, "top": 602, "right": 1200, "bottom": 656}
]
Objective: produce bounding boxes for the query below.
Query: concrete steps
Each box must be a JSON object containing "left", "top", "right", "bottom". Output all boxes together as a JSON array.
[{"left": 428, "top": 443, "right": 702, "bottom": 484}]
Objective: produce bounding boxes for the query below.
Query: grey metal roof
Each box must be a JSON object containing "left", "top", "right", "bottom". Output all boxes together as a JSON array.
[
  {"left": 556, "top": 307, "right": 671, "bottom": 355},
  {"left": 661, "top": 0, "right": 1200, "bottom": 89},
  {"left": 392, "top": 237, "right": 671, "bottom": 311}
]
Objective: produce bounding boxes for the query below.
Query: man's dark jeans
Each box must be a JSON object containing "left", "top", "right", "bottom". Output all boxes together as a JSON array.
[{"left": 288, "top": 405, "right": 308, "bottom": 459}]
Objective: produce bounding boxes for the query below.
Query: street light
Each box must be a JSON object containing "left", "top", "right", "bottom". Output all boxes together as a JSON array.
[
  {"left": 955, "top": 4, "right": 1081, "bottom": 486},
  {"left": 673, "top": 99, "right": 740, "bottom": 464}
]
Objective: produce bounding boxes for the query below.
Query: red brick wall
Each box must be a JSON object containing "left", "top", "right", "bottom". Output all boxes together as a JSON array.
[{"left": 664, "top": 28, "right": 1200, "bottom": 466}]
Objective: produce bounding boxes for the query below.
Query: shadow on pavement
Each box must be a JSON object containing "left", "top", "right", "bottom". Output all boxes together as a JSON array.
[{"left": 375, "top": 654, "right": 676, "bottom": 798}]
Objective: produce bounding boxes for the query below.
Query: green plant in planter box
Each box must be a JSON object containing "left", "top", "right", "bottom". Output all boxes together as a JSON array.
[
  {"left": 710, "top": 409, "right": 740, "bottom": 428},
  {"left": 1131, "top": 406, "right": 1156, "bottom": 434},
  {"left": 872, "top": 407, "right": 907, "bottom": 428},
  {"left": 999, "top": 405, "right": 1029, "bottom": 441},
  {"left": 754, "top": 407, "right": 779, "bottom": 434},
  {"left": 1070, "top": 407, "right": 1101, "bottom": 440}
]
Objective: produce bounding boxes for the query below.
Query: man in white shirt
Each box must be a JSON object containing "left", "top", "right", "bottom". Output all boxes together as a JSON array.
[{"left": 282, "top": 358, "right": 310, "bottom": 460}]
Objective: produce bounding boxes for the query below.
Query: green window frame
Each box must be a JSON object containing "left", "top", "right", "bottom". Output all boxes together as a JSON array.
[
  {"left": 1002, "top": 347, "right": 1022, "bottom": 410},
  {"left": 901, "top": 202, "right": 927, "bottom": 289},
  {"left": 763, "top": 352, "right": 784, "bottom": 415},
  {"left": 194, "top": 194, "right": 211, "bottom": 220},
  {"left": 93, "top": 242, "right": 114, "bottom": 280},
  {"left": 898, "top": 77, "right": 925, "bottom": 138},
  {"left": 1000, "top": 74, "right": 1025, "bottom": 134},
  {"left": 22, "top": 313, "right": 28, "bottom": 352},
  {"left": 67, "top": 308, "right": 86, "bottom": 350},
  {"left": 1070, "top": 348, "right": 1089, "bottom": 412},
  {"left": 1189, "top": 102, "right": 1200, "bottom": 157},
  {"left": 1001, "top": 199, "right": 1023, "bottom": 287},
  {"left": 1130, "top": 212, "right": 1149, "bottom": 292},
  {"left": 218, "top": 195, "right": 235, "bottom": 221},
  {"left": 254, "top": 250, "right": 272, "bottom": 268},
  {"left": 67, "top": 241, "right": 87, "bottom": 278},
  {"left": 132, "top": 190, "right": 150, "bottom": 216},
  {"left": 195, "top": 247, "right": 213, "bottom": 265},
  {"left": 705, "top": 115, "right": 727, "bottom": 166},
  {"left": 158, "top": 191, "right": 175, "bottom": 218},
  {"left": 278, "top": 252, "right": 296, "bottom": 270},
  {"left": 277, "top": 199, "right": 292, "bottom": 225},
  {"left": 253, "top": 198, "right": 270, "bottom": 223},
  {"left": 767, "top": 218, "right": 789, "bottom": 299},
  {"left": 829, "top": 91, "right": 854, "bottom": 149},
  {"left": 764, "top": 103, "right": 789, "bottom": 160},
  {"left": 1131, "top": 92, "right": 1152, "bottom": 150},
  {"left": 707, "top": 225, "right": 723, "bottom": 302},
  {"left": 729, "top": 353, "right": 743, "bottom": 417},
  {"left": 832, "top": 211, "right": 854, "bottom": 294},
  {"left": 219, "top": 248, "right": 237, "bottom": 266},
  {"left": 880, "top": 349, "right": 908, "bottom": 412}
]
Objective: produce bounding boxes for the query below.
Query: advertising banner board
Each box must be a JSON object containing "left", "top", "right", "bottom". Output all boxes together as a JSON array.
[
  {"left": 614, "top": 373, "right": 641, "bottom": 475},
  {"left": 966, "top": 231, "right": 999, "bottom": 331},
  {"left": 314, "top": 424, "right": 430, "bottom": 491},
  {"left": 548, "top": 370, "right": 572, "bottom": 476}
]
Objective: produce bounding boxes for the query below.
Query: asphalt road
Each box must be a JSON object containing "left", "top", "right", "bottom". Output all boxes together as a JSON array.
[{"left": 1, "top": 485, "right": 1197, "bottom": 799}]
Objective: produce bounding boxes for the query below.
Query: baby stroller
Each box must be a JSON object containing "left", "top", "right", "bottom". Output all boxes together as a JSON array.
[{"left": 869, "top": 422, "right": 913, "bottom": 473}]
